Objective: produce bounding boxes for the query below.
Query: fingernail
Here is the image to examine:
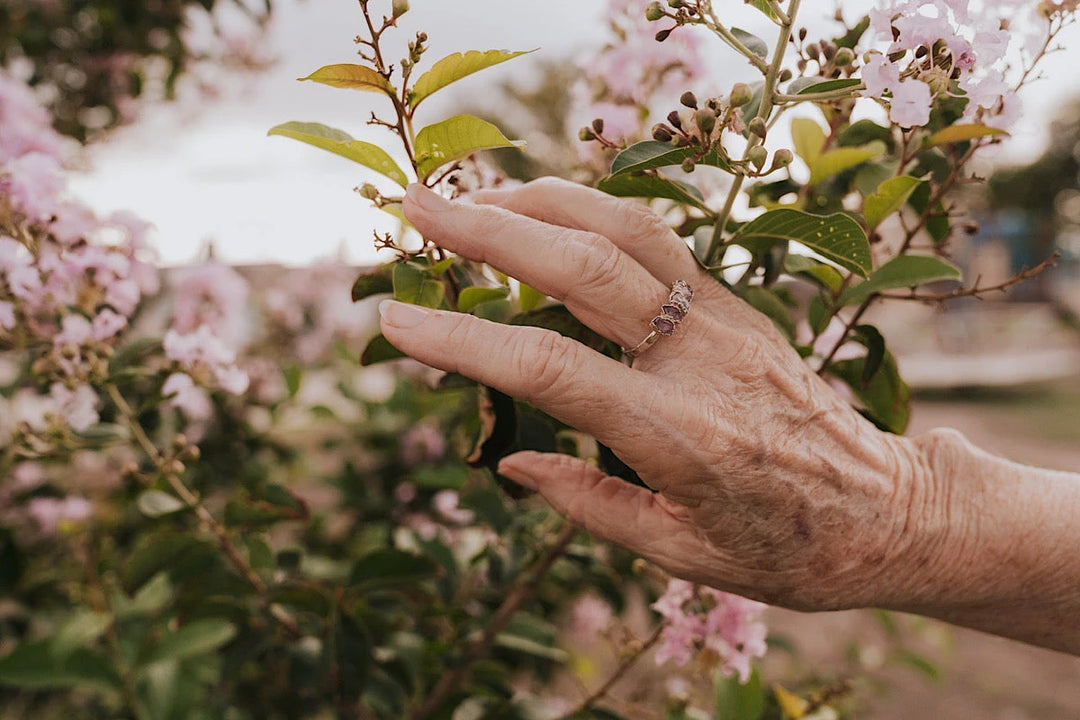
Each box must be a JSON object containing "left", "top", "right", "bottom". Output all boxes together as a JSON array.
[
  {"left": 379, "top": 299, "right": 432, "bottom": 329},
  {"left": 406, "top": 183, "right": 452, "bottom": 213},
  {"left": 497, "top": 457, "right": 538, "bottom": 490}
]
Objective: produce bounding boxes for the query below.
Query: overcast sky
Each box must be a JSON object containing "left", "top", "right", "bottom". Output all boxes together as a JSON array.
[{"left": 69, "top": 1, "right": 1080, "bottom": 266}]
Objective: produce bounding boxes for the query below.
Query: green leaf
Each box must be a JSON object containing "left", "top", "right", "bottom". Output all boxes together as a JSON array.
[
  {"left": 414, "top": 114, "right": 524, "bottom": 180},
  {"left": 268, "top": 121, "right": 410, "bottom": 188},
  {"left": 51, "top": 611, "right": 112, "bottom": 661},
  {"left": 493, "top": 633, "right": 569, "bottom": 663},
  {"left": 393, "top": 262, "right": 445, "bottom": 308},
  {"left": 840, "top": 254, "right": 961, "bottom": 306},
  {"left": 609, "top": 141, "right": 732, "bottom": 175},
  {"left": 123, "top": 573, "right": 172, "bottom": 617},
  {"left": 928, "top": 123, "right": 1008, "bottom": 147},
  {"left": 908, "top": 182, "right": 951, "bottom": 244},
  {"left": 715, "top": 667, "right": 765, "bottom": 720},
  {"left": 793, "top": 77, "right": 863, "bottom": 96},
  {"left": 731, "top": 209, "right": 873, "bottom": 278},
  {"left": 852, "top": 324, "right": 886, "bottom": 384},
  {"left": 0, "top": 642, "right": 121, "bottom": 692},
  {"left": 518, "top": 282, "right": 546, "bottom": 312},
  {"left": 297, "top": 64, "right": 395, "bottom": 95},
  {"left": 124, "top": 533, "right": 214, "bottom": 592},
  {"left": 746, "top": 0, "right": 778, "bottom": 19},
  {"left": 350, "top": 549, "right": 435, "bottom": 586},
  {"left": 739, "top": 287, "right": 796, "bottom": 340},
  {"left": 809, "top": 141, "right": 887, "bottom": 186},
  {"left": 409, "top": 49, "right": 534, "bottom": 108},
  {"left": 864, "top": 175, "right": 923, "bottom": 230},
  {"left": 361, "top": 334, "right": 406, "bottom": 366},
  {"left": 137, "top": 490, "right": 186, "bottom": 518},
  {"left": 146, "top": 619, "right": 236, "bottom": 665},
  {"left": 784, "top": 254, "right": 844, "bottom": 292},
  {"left": 791, "top": 117, "right": 826, "bottom": 165},
  {"left": 458, "top": 286, "right": 509, "bottom": 314},
  {"left": 282, "top": 364, "right": 303, "bottom": 398},
  {"left": 596, "top": 172, "right": 709, "bottom": 213},
  {"left": 731, "top": 27, "right": 768, "bottom": 57},
  {"left": 829, "top": 351, "right": 910, "bottom": 434}
]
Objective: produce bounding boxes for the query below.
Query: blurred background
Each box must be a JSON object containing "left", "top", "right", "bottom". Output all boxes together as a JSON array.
[{"left": 4, "top": 0, "right": 1080, "bottom": 717}]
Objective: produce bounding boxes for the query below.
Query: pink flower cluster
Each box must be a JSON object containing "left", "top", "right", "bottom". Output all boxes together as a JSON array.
[
  {"left": 652, "top": 579, "right": 768, "bottom": 684},
  {"left": 862, "top": 0, "right": 1046, "bottom": 128},
  {"left": 571, "top": 0, "right": 706, "bottom": 164}
]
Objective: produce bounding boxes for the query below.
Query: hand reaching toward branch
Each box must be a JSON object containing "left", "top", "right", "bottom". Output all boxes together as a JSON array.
[{"left": 380, "top": 178, "right": 1080, "bottom": 655}]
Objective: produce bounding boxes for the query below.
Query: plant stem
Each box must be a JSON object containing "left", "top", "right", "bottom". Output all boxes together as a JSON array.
[
  {"left": 705, "top": 0, "right": 801, "bottom": 267},
  {"left": 701, "top": 5, "right": 770, "bottom": 74},
  {"left": 105, "top": 384, "right": 300, "bottom": 636},
  {"left": 557, "top": 625, "right": 665, "bottom": 720},
  {"left": 773, "top": 83, "right": 864, "bottom": 104},
  {"left": 409, "top": 524, "right": 577, "bottom": 720}
]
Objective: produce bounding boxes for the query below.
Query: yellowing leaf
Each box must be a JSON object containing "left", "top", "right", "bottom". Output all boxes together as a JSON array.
[
  {"left": 864, "top": 175, "right": 922, "bottom": 230},
  {"left": 409, "top": 49, "right": 534, "bottom": 108},
  {"left": 791, "top": 117, "right": 827, "bottom": 165},
  {"left": 298, "top": 64, "right": 395, "bottom": 95},
  {"left": 928, "top": 123, "right": 1008, "bottom": 147},
  {"left": 809, "top": 141, "right": 886, "bottom": 186},
  {"left": 414, "top": 115, "right": 524, "bottom": 180},
  {"left": 774, "top": 684, "right": 808, "bottom": 719},
  {"left": 268, "top": 121, "right": 410, "bottom": 187}
]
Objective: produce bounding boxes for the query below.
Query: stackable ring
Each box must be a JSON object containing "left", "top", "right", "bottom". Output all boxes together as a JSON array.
[{"left": 623, "top": 280, "right": 694, "bottom": 359}]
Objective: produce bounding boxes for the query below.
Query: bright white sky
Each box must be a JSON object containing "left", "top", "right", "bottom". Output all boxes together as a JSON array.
[{"left": 69, "top": 1, "right": 1080, "bottom": 265}]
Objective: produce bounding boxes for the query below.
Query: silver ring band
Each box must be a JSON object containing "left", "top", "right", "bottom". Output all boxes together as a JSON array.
[{"left": 623, "top": 280, "right": 693, "bottom": 359}]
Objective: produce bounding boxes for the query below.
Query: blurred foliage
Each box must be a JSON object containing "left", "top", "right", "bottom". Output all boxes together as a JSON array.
[{"left": 0, "top": 0, "right": 272, "bottom": 142}]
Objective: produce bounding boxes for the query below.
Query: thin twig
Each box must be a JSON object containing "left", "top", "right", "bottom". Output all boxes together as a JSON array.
[
  {"left": 881, "top": 253, "right": 1059, "bottom": 302},
  {"left": 557, "top": 625, "right": 665, "bottom": 720},
  {"left": 409, "top": 524, "right": 578, "bottom": 720}
]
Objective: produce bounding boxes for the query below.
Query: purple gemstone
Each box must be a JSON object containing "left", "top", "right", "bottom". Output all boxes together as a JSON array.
[
  {"left": 661, "top": 303, "right": 685, "bottom": 322},
  {"left": 651, "top": 316, "right": 676, "bottom": 336}
]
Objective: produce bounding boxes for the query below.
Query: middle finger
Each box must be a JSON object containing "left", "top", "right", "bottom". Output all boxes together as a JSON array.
[{"left": 402, "top": 183, "right": 679, "bottom": 353}]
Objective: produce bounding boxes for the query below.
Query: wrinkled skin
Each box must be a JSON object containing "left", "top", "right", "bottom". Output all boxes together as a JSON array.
[{"left": 379, "top": 177, "right": 951, "bottom": 612}]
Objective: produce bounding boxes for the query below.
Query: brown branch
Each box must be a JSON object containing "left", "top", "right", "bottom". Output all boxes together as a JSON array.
[
  {"left": 409, "top": 524, "right": 578, "bottom": 720},
  {"left": 106, "top": 384, "right": 301, "bottom": 637},
  {"left": 556, "top": 624, "right": 665, "bottom": 720},
  {"left": 881, "top": 253, "right": 1060, "bottom": 303}
]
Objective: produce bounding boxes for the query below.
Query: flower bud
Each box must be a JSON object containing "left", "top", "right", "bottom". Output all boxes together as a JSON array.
[
  {"left": 779, "top": 68, "right": 793, "bottom": 82},
  {"left": 681, "top": 158, "right": 695, "bottom": 173},
  {"left": 772, "top": 148, "right": 793, "bottom": 167},
  {"left": 834, "top": 47, "right": 855, "bottom": 66},
  {"left": 651, "top": 123, "right": 674, "bottom": 142},
  {"left": 806, "top": 44, "right": 821, "bottom": 61},
  {"left": 578, "top": 126, "right": 596, "bottom": 142},
  {"left": 729, "top": 82, "right": 753, "bottom": 107},
  {"left": 358, "top": 183, "right": 379, "bottom": 200},
  {"left": 680, "top": 91, "right": 698, "bottom": 109},
  {"left": 655, "top": 28, "right": 672, "bottom": 42},
  {"left": 748, "top": 145, "right": 768, "bottom": 170},
  {"left": 747, "top": 117, "right": 768, "bottom": 138},
  {"left": 695, "top": 108, "right": 715, "bottom": 135},
  {"left": 667, "top": 110, "right": 683, "bottom": 129},
  {"left": 392, "top": 0, "right": 409, "bottom": 17},
  {"left": 645, "top": 1, "right": 665, "bottom": 21},
  {"left": 592, "top": 118, "right": 605, "bottom": 135},
  {"left": 799, "top": 27, "right": 808, "bottom": 41}
]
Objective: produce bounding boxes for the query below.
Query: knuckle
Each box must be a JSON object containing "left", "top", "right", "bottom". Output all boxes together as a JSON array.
[
  {"left": 512, "top": 328, "right": 575, "bottom": 400},
  {"left": 620, "top": 200, "right": 675, "bottom": 244},
  {"left": 572, "top": 233, "right": 624, "bottom": 293}
]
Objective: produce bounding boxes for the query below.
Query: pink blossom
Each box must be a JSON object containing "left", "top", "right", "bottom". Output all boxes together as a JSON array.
[
  {"left": 49, "top": 383, "right": 100, "bottom": 432},
  {"left": 0, "top": 71, "right": 67, "bottom": 164},
  {"left": 164, "top": 325, "right": 236, "bottom": 366},
  {"left": 571, "top": 593, "right": 615, "bottom": 636},
  {"left": 170, "top": 263, "right": 249, "bottom": 342},
  {"left": 215, "top": 365, "right": 249, "bottom": 395},
  {"left": 394, "top": 481, "right": 418, "bottom": 505},
  {"left": 400, "top": 423, "right": 446, "bottom": 467},
  {"left": 104, "top": 278, "right": 141, "bottom": 316},
  {"left": 888, "top": 79, "right": 934, "bottom": 128},
  {"left": 432, "top": 490, "right": 475, "bottom": 526},
  {"left": 11, "top": 463, "right": 46, "bottom": 492},
  {"left": 48, "top": 202, "right": 100, "bottom": 246},
  {"left": 651, "top": 579, "right": 768, "bottom": 683},
  {"left": 0, "top": 300, "right": 14, "bottom": 330},
  {"left": 28, "top": 496, "right": 94, "bottom": 535},
  {"left": 861, "top": 54, "right": 900, "bottom": 98},
  {"left": 92, "top": 309, "right": 128, "bottom": 340},
  {"left": 3, "top": 152, "right": 66, "bottom": 224},
  {"left": 162, "top": 372, "right": 215, "bottom": 423},
  {"left": 55, "top": 314, "right": 93, "bottom": 347}
]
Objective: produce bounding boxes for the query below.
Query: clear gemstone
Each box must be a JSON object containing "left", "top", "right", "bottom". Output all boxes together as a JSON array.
[
  {"left": 651, "top": 316, "right": 676, "bottom": 335},
  {"left": 661, "top": 303, "right": 685, "bottom": 322}
]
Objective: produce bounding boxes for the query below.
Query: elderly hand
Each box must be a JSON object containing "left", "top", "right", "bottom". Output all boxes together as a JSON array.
[{"left": 380, "top": 179, "right": 1080, "bottom": 653}]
